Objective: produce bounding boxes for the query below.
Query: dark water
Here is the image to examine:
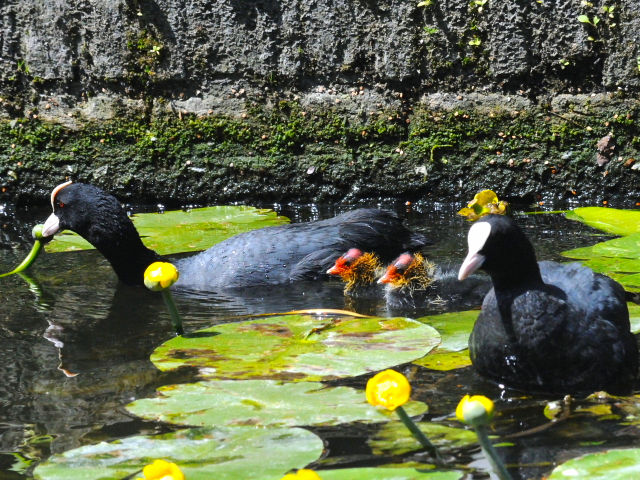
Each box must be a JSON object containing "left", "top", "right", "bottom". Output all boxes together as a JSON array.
[{"left": 0, "top": 200, "right": 636, "bottom": 479}]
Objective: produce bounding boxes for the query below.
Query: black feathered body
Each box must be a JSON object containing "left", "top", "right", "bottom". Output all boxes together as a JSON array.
[
  {"left": 470, "top": 260, "right": 638, "bottom": 394},
  {"left": 49, "top": 184, "right": 428, "bottom": 290},
  {"left": 174, "top": 208, "right": 426, "bottom": 290}
]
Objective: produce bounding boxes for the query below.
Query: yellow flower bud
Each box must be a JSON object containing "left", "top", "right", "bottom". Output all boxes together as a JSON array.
[
  {"left": 135, "top": 459, "right": 184, "bottom": 480},
  {"left": 144, "top": 262, "right": 179, "bottom": 291},
  {"left": 456, "top": 394, "right": 495, "bottom": 425},
  {"left": 365, "top": 369, "right": 411, "bottom": 411},
  {"left": 281, "top": 469, "right": 322, "bottom": 480}
]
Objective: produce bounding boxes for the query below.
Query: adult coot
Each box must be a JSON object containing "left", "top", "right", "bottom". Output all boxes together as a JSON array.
[
  {"left": 458, "top": 214, "right": 638, "bottom": 394},
  {"left": 41, "top": 182, "right": 429, "bottom": 289}
]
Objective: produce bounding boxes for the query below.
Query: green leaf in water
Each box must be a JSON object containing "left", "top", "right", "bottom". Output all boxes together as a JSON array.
[
  {"left": 151, "top": 312, "right": 441, "bottom": 381},
  {"left": 415, "top": 350, "right": 472, "bottom": 371},
  {"left": 127, "top": 379, "right": 428, "bottom": 428},
  {"left": 33, "top": 426, "right": 322, "bottom": 480},
  {"left": 628, "top": 303, "right": 640, "bottom": 334},
  {"left": 412, "top": 310, "right": 477, "bottom": 370},
  {"left": 317, "top": 467, "right": 464, "bottom": 479},
  {"left": 45, "top": 205, "right": 289, "bottom": 255},
  {"left": 369, "top": 421, "right": 478, "bottom": 456},
  {"left": 549, "top": 448, "right": 640, "bottom": 479},
  {"left": 415, "top": 311, "right": 477, "bottom": 352},
  {"left": 562, "top": 233, "right": 640, "bottom": 292},
  {"left": 566, "top": 207, "right": 640, "bottom": 236}
]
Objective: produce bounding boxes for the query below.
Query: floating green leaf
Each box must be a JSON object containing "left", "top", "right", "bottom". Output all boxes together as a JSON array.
[
  {"left": 370, "top": 421, "right": 478, "bottom": 456},
  {"left": 416, "top": 311, "right": 477, "bottom": 352},
  {"left": 563, "top": 233, "right": 640, "bottom": 292},
  {"left": 317, "top": 467, "right": 464, "bottom": 479},
  {"left": 412, "top": 311, "right": 476, "bottom": 370},
  {"left": 45, "top": 205, "right": 289, "bottom": 254},
  {"left": 34, "top": 426, "right": 322, "bottom": 480},
  {"left": 549, "top": 448, "right": 640, "bottom": 479},
  {"left": 566, "top": 207, "right": 640, "bottom": 236},
  {"left": 628, "top": 304, "right": 640, "bottom": 334},
  {"left": 151, "top": 313, "right": 441, "bottom": 381},
  {"left": 416, "top": 350, "right": 472, "bottom": 371},
  {"left": 127, "top": 379, "right": 428, "bottom": 428}
]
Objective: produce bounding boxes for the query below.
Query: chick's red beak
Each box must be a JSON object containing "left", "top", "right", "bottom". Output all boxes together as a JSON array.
[{"left": 377, "top": 265, "right": 399, "bottom": 284}]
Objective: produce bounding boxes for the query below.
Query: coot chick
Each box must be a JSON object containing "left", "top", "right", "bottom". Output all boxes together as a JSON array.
[
  {"left": 379, "top": 252, "right": 489, "bottom": 311},
  {"left": 458, "top": 214, "right": 638, "bottom": 394},
  {"left": 41, "top": 182, "right": 429, "bottom": 290},
  {"left": 326, "top": 248, "right": 383, "bottom": 296}
]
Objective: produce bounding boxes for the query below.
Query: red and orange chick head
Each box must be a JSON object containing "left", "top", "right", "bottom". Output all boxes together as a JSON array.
[
  {"left": 327, "top": 248, "right": 382, "bottom": 293},
  {"left": 378, "top": 252, "right": 435, "bottom": 291}
]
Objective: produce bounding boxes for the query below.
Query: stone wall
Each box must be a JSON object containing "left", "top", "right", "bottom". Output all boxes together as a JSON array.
[{"left": 0, "top": 0, "right": 639, "bottom": 204}]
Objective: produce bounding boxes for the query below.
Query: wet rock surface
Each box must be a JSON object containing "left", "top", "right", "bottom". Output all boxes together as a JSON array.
[{"left": 0, "top": 0, "right": 639, "bottom": 205}]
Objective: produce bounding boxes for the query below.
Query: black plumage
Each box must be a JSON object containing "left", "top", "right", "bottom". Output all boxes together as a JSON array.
[
  {"left": 458, "top": 214, "right": 638, "bottom": 394},
  {"left": 42, "top": 182, "right": 429, "bottom": 290}
]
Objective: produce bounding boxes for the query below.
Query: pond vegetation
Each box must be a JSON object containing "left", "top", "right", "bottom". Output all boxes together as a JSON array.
[{"left": 0, "top": 199, "right": 639, "bottom": 479}]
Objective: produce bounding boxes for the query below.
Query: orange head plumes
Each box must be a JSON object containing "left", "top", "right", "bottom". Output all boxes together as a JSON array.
[
  {"left": 378, "top": 252, "right": 435, "bottom": 291},
  {"left": 327, "top": 248, "right": 382, "bottom": 293}
]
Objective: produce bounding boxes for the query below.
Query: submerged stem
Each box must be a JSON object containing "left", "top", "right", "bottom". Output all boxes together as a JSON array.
[
  {"left": 475, "top": 424, "right": 513, "bottom": 480},
  {"left": 395, "top": 405, "right": 442, "bottom": 462},
  {"left": 162, "top": 289, "right": 184, "bottom": 335}
]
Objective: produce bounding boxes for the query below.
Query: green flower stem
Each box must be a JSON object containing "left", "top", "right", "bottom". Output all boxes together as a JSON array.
[
  {"left": 395, "top": 405, "right": 442, "bottom": 462},
  {"left": 474, "top": 423, "right": 513, "bottom": 480},
  {"left": 0, "top": 239, "right": 43, "bottom": 278},
  {"left": 161, "top": 289, "right": 184, "bottom": 335}
]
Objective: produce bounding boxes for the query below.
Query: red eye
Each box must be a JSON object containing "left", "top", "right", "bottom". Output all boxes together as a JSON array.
[{"left": 58, "top": 202, "right": 65, "bottom": 208}]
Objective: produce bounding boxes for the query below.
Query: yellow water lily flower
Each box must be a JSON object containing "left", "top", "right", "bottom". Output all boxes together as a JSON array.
[
  {"left": 456, "top": 394, "right": 495, "bottom": 425},
  {"left": 281, "top": 468, "right": 323, "bottom": 480},
  {"left": 144, "top": 262, "right": 179, "bottom": 291},
  {"left": 135, "top": 459, "right": 184, "bottom": 480},
  {"left": 458, "top": 189, "right": 509, "bottom": 221},
  {"left": 366, "top": 369, "right": 411, "bottom": 411}
]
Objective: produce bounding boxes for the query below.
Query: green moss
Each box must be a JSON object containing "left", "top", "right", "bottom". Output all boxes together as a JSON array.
[{"left": 1, "top": 97, "right": 639, "bottom": 205}]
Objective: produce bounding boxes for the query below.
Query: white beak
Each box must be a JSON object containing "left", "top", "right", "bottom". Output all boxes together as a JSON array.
[
  {"left": 42, "top": 213, "right": 61, "bottom": 237},
  {"left": 458, "top": 252, "right": 485, "bottom": 280},
  {"left": 458, "top": 221, "right": 492, "bottom": 280}
]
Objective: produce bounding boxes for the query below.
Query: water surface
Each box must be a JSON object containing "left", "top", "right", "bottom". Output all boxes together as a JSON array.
[{"left": 0, "top": 200, "right": 635, "bottom": 479}]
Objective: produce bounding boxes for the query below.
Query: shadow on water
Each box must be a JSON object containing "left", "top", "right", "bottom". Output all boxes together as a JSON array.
[{"left": 0, "top": 200, "right": 637, "bottom": 478}]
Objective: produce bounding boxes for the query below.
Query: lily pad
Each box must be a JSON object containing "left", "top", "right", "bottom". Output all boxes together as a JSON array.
[
  {"left": 317, "top": 467, "right": 464, "bottom": 479},
  {"left": 548, "top": 448, "right": 640, "bottom": 479},
  {"left": 412, "top": 311, "right": 477, "bottom": 370},
  {"left": 562, "top": 234, "right": 640, "bottom": 292},
  {"left": 151, "top": 312, "right": 441, "bottom": 381},
  {"left": 34, "top": 426, "right": 322, "bottom": 480},
  {"left": 46, "top": 205, "right": 289, "bottom": 254},
  {"left": 566, "top": 207, "right": 640, "bottom": 236},
  {"left": 126, "top": 379, "right": 428, "bottom": 428},
  {"left": 415, "top": 350, "right": 472, "bottom": 371},
  {"left": 369, "top": 421, "right": 478, "bottom": 456},
  {"left": 629, "top": 304, "right": 640, "bottom": 334},
  {"left": 415, "top": 311, "right": 477, "bottom": 352}
]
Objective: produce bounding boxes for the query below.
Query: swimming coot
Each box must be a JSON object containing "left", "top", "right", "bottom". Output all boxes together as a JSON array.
[
  {"left": 458, "top": 214, "right": 638, "bottom": 394},
  {"left": 41, "top": 182, "right": 429, "bottom": 290}
]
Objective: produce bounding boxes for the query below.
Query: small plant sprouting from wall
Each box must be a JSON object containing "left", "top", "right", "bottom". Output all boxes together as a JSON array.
[
  {"left": 126, "top": 30, "right": 164, "bottom": 78},
  {"left": 578, "top": 2, "right": 617, "bottom": 42}
]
